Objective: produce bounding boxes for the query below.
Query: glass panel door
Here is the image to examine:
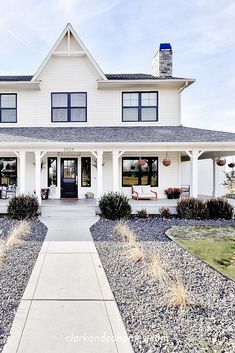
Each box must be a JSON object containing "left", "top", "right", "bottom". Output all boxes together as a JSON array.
[{"left": 61, "top": 158, "right": 78, "bottom": 198}]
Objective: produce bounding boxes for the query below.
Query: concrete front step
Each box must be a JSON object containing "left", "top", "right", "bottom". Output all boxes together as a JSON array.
[{"left": 40, "top": 206, "right": 98, "bottom": 216}]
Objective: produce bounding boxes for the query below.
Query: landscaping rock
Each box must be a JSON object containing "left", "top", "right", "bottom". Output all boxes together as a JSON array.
[
  {"left": 0, "top": 216, "right": 47, "bottom": 352},
  {"left": 91, "top": 218, "right": 235, "bottom": 353}
]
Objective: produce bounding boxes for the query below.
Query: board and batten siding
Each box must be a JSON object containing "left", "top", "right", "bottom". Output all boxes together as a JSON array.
[{"left": 0, "top": 55, "right": 180, "bottom": 127}]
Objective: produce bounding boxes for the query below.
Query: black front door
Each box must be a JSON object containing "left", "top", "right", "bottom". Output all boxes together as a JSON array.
[{"left": 61, "top": 158, "right": 78, "bottom": 198}]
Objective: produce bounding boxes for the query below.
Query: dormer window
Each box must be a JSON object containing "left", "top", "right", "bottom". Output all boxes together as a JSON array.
[
  {"left": 51, "top": 92, "right": 87, "bottom": 122},
  {"left": 0, "top": 94, "right": 17, "bottom": 123},
  {"left": 122, "top": 92, "right": 158, "bottom": 122}
]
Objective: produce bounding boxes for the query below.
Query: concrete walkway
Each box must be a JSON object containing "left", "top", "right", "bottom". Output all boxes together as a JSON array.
[{"left": 3, "top": 212, "right": 133, "bottom": 353}]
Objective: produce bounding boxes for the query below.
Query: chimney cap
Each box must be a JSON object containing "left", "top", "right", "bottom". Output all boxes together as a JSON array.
[{"left": 159, "top": 43, "right": 172, "bottom": 51}]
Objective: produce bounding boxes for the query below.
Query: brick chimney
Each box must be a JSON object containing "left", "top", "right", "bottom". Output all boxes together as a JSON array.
[{"left": 152, "top": 43, "right": 172, "bottom": 77}]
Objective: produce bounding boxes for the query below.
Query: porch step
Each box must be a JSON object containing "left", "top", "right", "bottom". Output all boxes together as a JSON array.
[{"left": 40, "top": 206, "right": 98, "bottom": 217}]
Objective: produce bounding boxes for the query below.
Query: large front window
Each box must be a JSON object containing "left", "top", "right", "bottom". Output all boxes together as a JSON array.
[
  {"left": 0, "top": 157, "right": 17, "bottom": 185},
  {"left": 0, "top": 94, "right": 17, "bottom": 123},
  {"left": 122, "top": 92, "right": 158, "bottom": 122},
  {"left": 122, "top": 157, "right": 158, "bottom": 186},
  {"left": 51, "top": 92, "right": 87, "bottom": 122}
]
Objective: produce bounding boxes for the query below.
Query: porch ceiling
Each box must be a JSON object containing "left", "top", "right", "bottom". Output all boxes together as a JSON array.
[{"left": 0, "top": 126, "right": 235, "bottom": 145}]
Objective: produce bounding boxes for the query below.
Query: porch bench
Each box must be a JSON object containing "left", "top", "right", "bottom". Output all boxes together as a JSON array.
[{"left": 132, "top": 185, "right": 157, "bottom": 200}]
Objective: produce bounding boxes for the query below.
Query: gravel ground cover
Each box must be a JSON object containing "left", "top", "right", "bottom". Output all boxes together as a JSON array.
[
  {"left": 91, "top": 218, "right": 235, "bottom": 353},
  {"left": 0, "top": 216, "right": 47, "bottom": 352}
]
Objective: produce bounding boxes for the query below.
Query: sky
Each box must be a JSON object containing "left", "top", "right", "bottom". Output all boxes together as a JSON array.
[{"left": 0, "top": 0, "right": 234, "bottom": 132}]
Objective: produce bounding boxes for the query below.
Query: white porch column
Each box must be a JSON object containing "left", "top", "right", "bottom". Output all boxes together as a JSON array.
[
  {"left": 34, "top": 151, "right": 41, "bottom": 205},
  {"left": 19, "top": 151, "right": 26, "bottom": 194},
  {"left": 14, "top": 151, "right": 26, "bottom": 194},
  {"left": 97, "top": 151, "right": 103, "bottom": 201},
  {"left": 191, "top": 149, "right": 198, "bottom": 197},
  {"left": 212, "top": 157, "right": 216, "bottom": 197},
  {"left": 186, "top": 149, "right": 204, "bottom": 198},
  {"left": 112, "top": 150, "right": 124, "bottom": 193}
]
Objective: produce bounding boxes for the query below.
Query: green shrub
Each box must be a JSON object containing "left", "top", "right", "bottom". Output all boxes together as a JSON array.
[
  {"left": 8, "top": 195, "right": 39, "bottom": 220},
  {"left": 99, "top": 192, "right": 131, "bottom": 220},
  {"left": 136, "top": 208, "right": 149, "bottom": 218},
  {"left": 206, "top": 198, "right": 233, "bottom": 220},
  {"left": 159, "top": 207, "right": 172, "bottom": 219},
  {"left": 176, "top": 198, "right": 208, "bottom": 220}
]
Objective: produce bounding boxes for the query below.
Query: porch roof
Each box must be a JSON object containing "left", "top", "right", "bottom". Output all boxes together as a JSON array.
[{"left": 0, "top": 126, "right": 235, "bottom": 144}]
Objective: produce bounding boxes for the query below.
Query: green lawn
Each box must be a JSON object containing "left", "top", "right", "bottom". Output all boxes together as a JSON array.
[{"left": 167, "top": 226, "right": 235, "bottom": 280}]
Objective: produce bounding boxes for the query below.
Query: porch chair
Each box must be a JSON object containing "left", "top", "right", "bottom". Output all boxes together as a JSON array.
[{"left": 132, "top": 185, "right": 157, "bottom": 200}]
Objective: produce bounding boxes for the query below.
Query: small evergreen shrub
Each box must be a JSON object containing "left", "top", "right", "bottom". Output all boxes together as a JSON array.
[
  {"left": 99, "top": 192, "right": 131, "bottom": 220},
  {"left": 8, "top": 195, "right": 39, "bottom": 220},
  {"left": 159, "top": 207, "right": 172, "bottom": 219},
  {"left": 176, "top": 198, "right": 208, "bottom": 220},
  {"left": 136, "top": 208, "right": 149, "bottom": 218},
  {"left": 206, "top": 198, "right": 233, "bottom": 220}
]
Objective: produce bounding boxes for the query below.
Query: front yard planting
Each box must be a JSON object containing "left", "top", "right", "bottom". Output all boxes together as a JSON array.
[
  {"left": 167, "top": 226, "right": 235, "bottom": 280},
  {"left": 91, "top": 218, "right": 235, "bottom": 353},
  {"left": 0, "top": 216, "right": 47, "bottom": 352}
]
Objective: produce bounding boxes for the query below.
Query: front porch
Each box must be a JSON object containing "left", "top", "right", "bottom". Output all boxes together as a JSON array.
[{"left": 0, "top": 145, "right": 234, "bottom": 208}]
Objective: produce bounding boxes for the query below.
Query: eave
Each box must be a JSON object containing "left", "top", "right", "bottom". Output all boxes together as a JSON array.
[
  {"left": 97, "top": 79, "right": 195, "bottom": 89},
  {"left": 0, "top": 81, "right": 40, "bottom": 90},
  {"left": 0, "top": 141, "right": 234, "bottom": 152}
]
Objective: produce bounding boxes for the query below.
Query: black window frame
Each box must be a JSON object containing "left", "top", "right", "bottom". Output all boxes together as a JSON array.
[
  {"left": 122, "top": 91, "right": 158, "bottom": 122},
  {"left": 81, "top": 157, "right": 91, "bottom": 187},
  {"left": 122, "top": 157, "right": 158, "bottom": 187},
  {"left": 0, "top": 93, "right": 17, "bottom": 123},
  {"left": 0, "top": 157, "right": 17, "bottom": 186},
  {"left": 47, "top": 157, "right": 57, "bottom": 186},
  {"left": 51, "top": 92, "right": 87, "bottom": 123}
]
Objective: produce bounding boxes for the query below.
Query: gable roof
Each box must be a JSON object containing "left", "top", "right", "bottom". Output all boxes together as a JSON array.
[
  {"left": 0, "top": 126, "right": 234, "bottom": 144},
  {"left": 32, "top": 23, "right": 107, "bottom": 81}
]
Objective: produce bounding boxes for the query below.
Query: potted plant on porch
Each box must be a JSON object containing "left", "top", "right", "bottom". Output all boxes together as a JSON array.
[
  {"left": 173, "top": 187, "right": 182, "bottom": 199},
  {"left": 165, "top": 188, "right": 174, "bottom": 199},
  {"left": 85, "top": 192, "right": 94, "bottom": 199}
]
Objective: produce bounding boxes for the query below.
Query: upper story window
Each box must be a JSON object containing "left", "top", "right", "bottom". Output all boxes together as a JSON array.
[
  {"left": 0, "top": 94, "right": 17, "bottom": 123},
  {"left": 51, "top": 92, "right": 87, "bottom": 122},
  {"left": 122, "top": 92, "right": 158, "bottom": 122}
]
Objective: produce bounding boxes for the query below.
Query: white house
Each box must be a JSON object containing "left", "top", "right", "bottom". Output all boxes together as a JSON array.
[{"left": 0, "top": 23, "right": 235, "bottom": 205}]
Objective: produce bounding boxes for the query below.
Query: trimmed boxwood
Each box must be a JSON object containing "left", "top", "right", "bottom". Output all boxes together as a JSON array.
[
  {"left": 99, "top": 192, "right": 131, "bottom": 220},
  {"left": 206, "top": 198, "right": 233, "bottom": 220},
  {"left": 8, "top": 194, "right": 39, "bottom": 220},
  {"left": 177, "top": 198, "right": 209, "bottom": 220}
]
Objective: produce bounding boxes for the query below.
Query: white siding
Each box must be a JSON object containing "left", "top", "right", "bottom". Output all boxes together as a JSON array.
[
  {"left": 0, "top": 55, "right": 180, "bottom": 128},
  {"left": 181, "top": 159, "right": 226, "bottom": 197}
]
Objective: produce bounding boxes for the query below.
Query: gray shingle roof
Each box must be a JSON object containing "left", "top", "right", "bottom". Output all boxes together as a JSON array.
[
  {"left": 0, "top": 76, "right": 33, "bottom": 81},
  {"left": 0, "top": 126, "right": 234, "bottom": 144},
  {"left": 0, "top": 74, "right": 191, "bottom": 81},
  {"left": 105, "top": 74, "right": 189, "bottom": 80}
]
